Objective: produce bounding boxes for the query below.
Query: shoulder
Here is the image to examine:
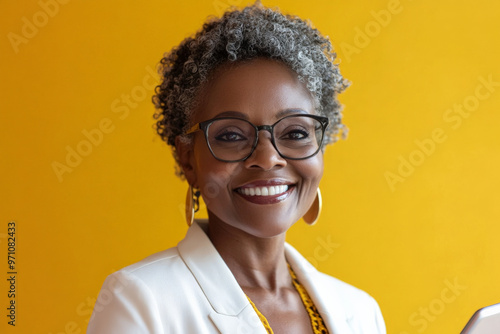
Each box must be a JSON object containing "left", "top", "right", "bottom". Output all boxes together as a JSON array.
[
  {"left": 88, "top": 246, "right": 205, "bottom": 333},
  {"left": 316, "top": 272, "right": 386, "bottom": 334},
  {"left": 118, "top": 247, "right": 182, "bottom": 279},
  {"left": 285, "top": 243, "right": 386, "bottom": 333},
  {"left": 100, "top": 245, "right": 197, "bottom": 297}
]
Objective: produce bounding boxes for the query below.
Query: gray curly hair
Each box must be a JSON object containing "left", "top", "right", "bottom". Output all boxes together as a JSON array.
[{"left": 152, "top": 4, "right": 349, "bottom": 178}]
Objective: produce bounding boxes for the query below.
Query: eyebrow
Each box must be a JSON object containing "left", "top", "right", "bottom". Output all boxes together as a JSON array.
[
  {"left": 274, "top": 108, "right": 309, "bottom": 118},
  {"left": 213, "top": 108, "right": 309, "bottom": 120},
  {"left": 213, "top": 110, "right": 248, "bottom": 119}
]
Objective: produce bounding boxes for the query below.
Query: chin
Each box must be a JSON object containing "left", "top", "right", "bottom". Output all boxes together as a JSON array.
[
  {"left": 235, "top": 215, "right": 298, "bottom": 239},
  {"left": 207, "top": 207, "right": 301, "bottom": 239}
]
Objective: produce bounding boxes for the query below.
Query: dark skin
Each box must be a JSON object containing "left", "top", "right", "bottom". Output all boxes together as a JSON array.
[
  {"left": 209, "top": 221, "right": 314, "bottom": 334},
  {"left": 176, "top": 58, "right": 324, "bottom": 334}
]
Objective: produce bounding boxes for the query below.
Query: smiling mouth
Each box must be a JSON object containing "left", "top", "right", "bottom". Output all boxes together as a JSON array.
[
  {"left": 236, "top": 185, "right": 289, "bottom": 197},
  {"left": 234, "top": 183, "right": 295, "bottom": 205}
]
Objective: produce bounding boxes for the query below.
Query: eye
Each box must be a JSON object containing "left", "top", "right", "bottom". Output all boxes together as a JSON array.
[
  {"left": 215, "top": 131, "right": 247, "bottom": 142},
  {"left": 281, "top": 129, "right": 309, "bottom": 140}
]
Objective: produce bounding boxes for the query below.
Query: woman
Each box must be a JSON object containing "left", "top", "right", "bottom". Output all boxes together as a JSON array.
[{"left": 88, "top": 4, "right": 386, "bottom": 334}]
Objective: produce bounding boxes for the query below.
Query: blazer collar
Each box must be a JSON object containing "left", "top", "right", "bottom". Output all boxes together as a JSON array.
[
  {"left": 178, "top": 221, "right": 353, "bottom": 334},
  {"left": 285, "top": 244, "right": 355, "bottom": 334},
  {"left": 177, "top": 220, "right": 249, "bottom": 316},
  {"left": 177, "top": 221, "right": 267, "bottom": 334}
]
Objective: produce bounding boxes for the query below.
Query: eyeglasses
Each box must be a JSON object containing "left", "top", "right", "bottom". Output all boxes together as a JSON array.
[{"left": 185, "top": 114, "right": 329, "bottom": 162}]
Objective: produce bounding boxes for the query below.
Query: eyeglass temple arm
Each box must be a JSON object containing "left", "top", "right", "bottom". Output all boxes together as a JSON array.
[{"left": 185, "top": 123, "right": 201, "bottom": 135}]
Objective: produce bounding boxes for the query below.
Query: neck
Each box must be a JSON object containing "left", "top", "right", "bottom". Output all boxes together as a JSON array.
[{"left": 207, "top": 214, "right": 291, "bottom": 292}]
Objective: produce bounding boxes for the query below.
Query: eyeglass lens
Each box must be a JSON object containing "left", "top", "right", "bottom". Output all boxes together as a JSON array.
[{"left": 205, "top": 116, "right": 324, "bottom": 161}]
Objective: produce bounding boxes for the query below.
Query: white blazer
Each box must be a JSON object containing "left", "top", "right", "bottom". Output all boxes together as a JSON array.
[{"left": 87, "top": 221, "right": 386, "bottom": 334}]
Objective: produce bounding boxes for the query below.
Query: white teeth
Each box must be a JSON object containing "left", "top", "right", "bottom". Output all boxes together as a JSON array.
[{"left": 238, "top": 185, "right": 289, "bottom": 197}]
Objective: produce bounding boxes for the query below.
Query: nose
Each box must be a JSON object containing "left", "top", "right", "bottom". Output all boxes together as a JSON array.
[{"left": 243, "top": 130, "right": 287, "bottom": 170}]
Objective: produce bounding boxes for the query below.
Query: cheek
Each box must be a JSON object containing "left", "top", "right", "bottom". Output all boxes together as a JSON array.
[
  {"left": 298, "top": 154, "right": 324, "bottom": 186},
  {"left": 192, "top": 139, "right": 239, "bottom": 207},
  {"left": 295, "top": 154, "right": 324, "bottom": 210}
]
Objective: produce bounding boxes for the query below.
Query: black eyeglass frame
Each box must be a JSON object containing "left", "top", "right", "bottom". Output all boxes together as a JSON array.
[{"left": 185, "top": 114, "right": 329, "bottom": 162}]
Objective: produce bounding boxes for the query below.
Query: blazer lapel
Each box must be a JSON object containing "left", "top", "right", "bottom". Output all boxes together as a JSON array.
[
  {"left": 178, "top": 221, "right": 268, "bottom": 334},
  {"left": 178, "top": 222, "right": 353, "bottom": 333},
  {"left": 285, "top": 243, "right": 355, "bottom": 334},
  {"left": 208, "top": 307, "right": 267, "bottom": 334}
]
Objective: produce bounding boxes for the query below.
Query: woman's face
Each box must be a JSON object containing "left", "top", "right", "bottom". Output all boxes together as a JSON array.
[{"left": 179, "top": 58, "right": 324, "bottom": 238}]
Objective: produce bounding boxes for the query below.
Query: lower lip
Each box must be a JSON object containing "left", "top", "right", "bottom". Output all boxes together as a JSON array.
[{"left": 234, "top": 186, "right": 295, "bottom": 205}]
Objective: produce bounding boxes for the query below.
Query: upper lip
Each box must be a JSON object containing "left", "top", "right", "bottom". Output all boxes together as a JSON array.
[{"left": 234, "top": 179, "right": 296, "bottom": 189}]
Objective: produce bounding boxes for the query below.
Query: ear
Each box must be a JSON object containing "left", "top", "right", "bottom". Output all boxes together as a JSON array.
[{"left": 175, "top": 135, "right": 197, "bottom": 187}]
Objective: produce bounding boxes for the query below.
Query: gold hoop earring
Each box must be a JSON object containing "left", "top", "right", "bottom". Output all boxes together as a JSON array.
[
  {"left": 303, "top": 188, "right": 322, "bottom": 226},
  {"left": 185, "top": 185, "right": 200, "bottom": 226}
]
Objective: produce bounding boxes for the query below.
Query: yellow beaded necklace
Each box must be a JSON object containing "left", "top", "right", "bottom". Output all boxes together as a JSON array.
[{"left": 246, "top": 264, "right": 329, "bottom": 334}]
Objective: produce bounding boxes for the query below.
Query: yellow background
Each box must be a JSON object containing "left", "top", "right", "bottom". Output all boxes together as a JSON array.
[{"left": 1, "top": 0, "right": 499, "bottom": 333}]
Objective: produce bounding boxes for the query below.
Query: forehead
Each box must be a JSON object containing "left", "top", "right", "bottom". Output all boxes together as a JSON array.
[{"left": 192, "top": 59, "right": 314, "bottom": 123}]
